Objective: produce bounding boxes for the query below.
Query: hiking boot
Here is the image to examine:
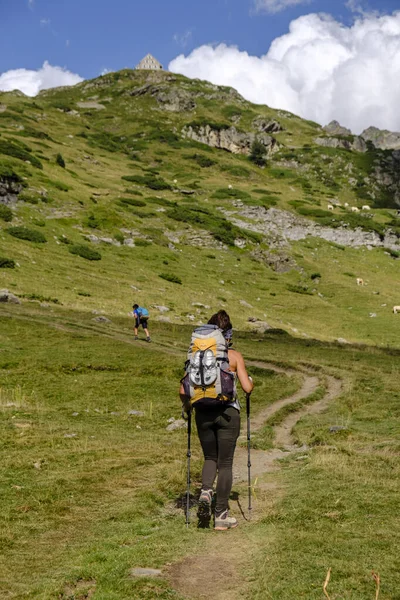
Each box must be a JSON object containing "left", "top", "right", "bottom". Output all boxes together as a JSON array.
[
  {"left": 146, "top": 336, "right": 151, "bottom": 343},
  {"left": 214, "top": 510, "right": 238, "bottom": 531},
  {"left": 199, "top": 488, "right": 213, "bottom": 508},
  {"left": 198, "top": 488, "right": 213, "bottom": 526},
  {"left": 134, "top": 335, "right": 138, "bottom": 340}
]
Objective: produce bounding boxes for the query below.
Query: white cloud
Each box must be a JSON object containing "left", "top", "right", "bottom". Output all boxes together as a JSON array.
[
  {"left": 0, "top": 61, "right": 84, "bottom": 97},
  {"left": 169, "top": 12, "right": 400, "bottom": 134},
  {"left": 254, "top": 0, "right": 313, "bottom": 14},
  {"left": 28, "top": 0, "right": 34, "bottom": 10},
  {"left": 173, "top": 30, "right": 193, "bottom": 48},
  {"left": 40, "top": 18, "right": 51, "bottom": 26}
]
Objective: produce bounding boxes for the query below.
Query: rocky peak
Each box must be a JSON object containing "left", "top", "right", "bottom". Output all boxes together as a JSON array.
[
  {"left": 361, "top": 126, "right": 400, "bottom": 150},
  {"left": 323, "top": 120, "right": 352, "bottom": 136}
]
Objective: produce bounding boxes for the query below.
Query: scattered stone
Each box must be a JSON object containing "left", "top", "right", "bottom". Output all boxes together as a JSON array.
[
  {"left": 240, "top": 300, "right": 253, "bottom": 308},
  {"left": 129, "top": 568, "right": 162, "bottom": 578},
  {"left": 329, "top": 426, "right": 348, "bottom": 433},
  {"left": 192, "top": 302, "right": 210, "bottom": 309},
  {"left": 0, "top": 289, "right": 21, "bottom": 304},
  {"left": 33, "top": 460, "right": 43, "bottom": 469},
  {"left": 248, "top": 317, "right": 258, "bottom": 322},
  {"left": 166, "top": 419, "right": 187, "bottom": 432},
  {"left": 92, "top": 316, "right": 111, "bottom": 323},
  {"left": 153, "top": 305, "right": 169, "bottom": 313},
  {"left": 336, "top": 338, "right": 350, "bottom": 345},
  {"left": 124, "top": 238, "right": 135, "bottom": 247},
  {"left": 64, "top": 433, "right": 77, "bottom": 438},
  {"left": 128, "top": 410, "right": 144, "bottom": 416},
  {"left": 77, "top": 101, "right": 106, "bottom": 110},
  {"left": 72, "top": 412, "right": 79, "bottom": 417},
  {"left": 110, "top": 412, "right": 120, "bottom": 416},
  {"left": 369, "top": 313, "right": 377, "bottom": 318}
]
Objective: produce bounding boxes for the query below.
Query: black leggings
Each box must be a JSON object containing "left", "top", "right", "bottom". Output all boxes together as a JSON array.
[{"left": 195, "top": 405, "right": 240, "bottom": 515}]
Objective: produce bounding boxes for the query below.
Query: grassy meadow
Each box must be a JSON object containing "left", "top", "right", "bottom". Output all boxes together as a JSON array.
[{"left": 1, "top": 305, "right": 400, "bottom": 598}]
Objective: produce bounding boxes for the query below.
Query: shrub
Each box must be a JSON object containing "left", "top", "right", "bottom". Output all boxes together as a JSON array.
[
  {"left": 0, "top": 257, "right": 15, "bottom": 268},
  {"left": 21, "top": 293, "right": 60, "bottom": 304},
  {"left": 159, "top": 273, "right": 182, "bottom": 285},
  {"left": 18, "top": 191, "right": 39, "bottom": 204},
  {"left": 56, "top": 153, "right": 66, "bottom": 168},
  {"left": 121, "top": 174, "right": 171, "bottom": 190},
  {"left": 0, "top": 138, "right": 42, "bottom": 169},
  {"left": 135, "top": 239, "right": 152, "bottom": 247},
  {"left": 59, "top": 235, "right": 72, "bottom": 244},
  {"left": 145, "top": 196, "right": 176, "bottom": 207},
  {"left": 86, "top": 214, "right": 100, "bottom": 229},
  {"left": 118, "top": 197, "right": 146, "bottom": 207},
  {"left": 249, "top": 139, "right": 267, "bottom": 167},
  {"left": 185, "top": 153, "right": 216, "bottom": 168},
  {"left": 211, "top": 187, "right": 252, "bottom": 201},
  {"left": 0, "top": 164, "right": 23, "bottom": 183},
  {"left": 51, "top": 180, "right": 69, "bottom": 192},
  {"left": 69, "top": 244, "right": 102, "bottom": 261},
  {"left": 311, "top": 272, "right": 321, "bottom": 280},
  {"left": 7, "top": 226, "right": 47, "bottom": 243},
  {"left": 114, "top": 232, "right": 124, "bottom": 244},
  {"left": 0, "top": 205, "right": 13, "bottom": 222},
  {"left": 78, "top": 291, "right": 91, "bottom": 297},
  {"left": 124, "top": 188, "right": 143, "bottom": 196},
  {"left": 384, "top": 248, "right": 400, "bottom": 259},
  {"left": 286, "top": 284, "right": 313, "bottom": 295}
]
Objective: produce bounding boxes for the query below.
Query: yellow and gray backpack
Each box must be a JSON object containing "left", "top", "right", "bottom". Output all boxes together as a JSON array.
[{"left": 181, "top": 324, "right": 236, "bottom": 408}]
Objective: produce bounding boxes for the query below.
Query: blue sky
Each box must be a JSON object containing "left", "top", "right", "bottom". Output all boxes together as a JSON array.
[{"left": 0, "top": 0, "right": 398, "bottom": 78}]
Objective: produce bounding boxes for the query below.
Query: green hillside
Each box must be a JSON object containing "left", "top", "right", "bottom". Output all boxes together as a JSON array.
[{"left": 1, "top": 68, "right": 399, "bottom": 346}]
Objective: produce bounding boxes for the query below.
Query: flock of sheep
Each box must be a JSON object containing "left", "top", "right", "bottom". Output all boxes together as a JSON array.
[{"left": 327, "top": 203, "right": 370, "bottom": 212}]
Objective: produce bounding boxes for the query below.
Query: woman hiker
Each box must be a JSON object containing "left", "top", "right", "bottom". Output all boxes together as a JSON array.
[{"left": 180, "top": 310, "right": 254, "bottom": 530}]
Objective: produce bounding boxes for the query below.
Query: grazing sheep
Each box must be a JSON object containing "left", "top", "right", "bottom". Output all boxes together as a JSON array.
[
  {"left": 356, "top": 278, "right": 364, "bottom": 286},
  {"left": 344, "top": 202, "right": 349, "bottom": 208},
  {"left": 228, "top": 184, "right": 233, "bottom": 189},
  {"left": 351, "top": 206, "right": 360, "bottom": 213},
  {"left": 327, "top": 204, "right": 334, "bottom": 211},
  {"left": 393, "top": 306, "right": 400, "bottom": 314},
  {"left": 362, "top": 205, "right": 371, "bottom": 210}
]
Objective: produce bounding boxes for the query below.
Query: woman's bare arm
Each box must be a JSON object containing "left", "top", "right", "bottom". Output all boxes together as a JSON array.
[{"left": 229, "top": 350, "right": 254, "bottom": 394}]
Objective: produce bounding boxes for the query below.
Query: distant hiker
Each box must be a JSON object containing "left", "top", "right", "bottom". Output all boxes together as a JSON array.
[
  {"left": 132, "top": 304, "right": 151, "bottom": 342},
  {"left": 180, "top": 310, "right": 254, "bottom": 530}
]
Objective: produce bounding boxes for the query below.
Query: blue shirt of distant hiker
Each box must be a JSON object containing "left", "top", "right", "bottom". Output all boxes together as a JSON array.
[{"left": 133, "top": 307, "right": 149, "bottom": 328}]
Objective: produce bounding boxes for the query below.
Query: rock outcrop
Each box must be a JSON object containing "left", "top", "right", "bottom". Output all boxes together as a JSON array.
[
  {"left": 253, "top": 117, "right": 283, "bottom": 133},
  {"left": 224, "top": 206, "right": 400, "bottom": 252},
  {"left": 181, "top": 124, "right": 279, "bottom": 156},
  {"left": 315, "top": 135, "right": 367, "bottom": 153},
  {"left": 361, "top": 126, "right": 400, "bottom": 150},
  {"left": 0, "top": 175, "right": 23, "bottom": 206},
  {"left": 129, "top": 83, "right": 196, "bottom": 112},
  {"left": 323, "top": 120, "right": 352, "bottom": 136}
]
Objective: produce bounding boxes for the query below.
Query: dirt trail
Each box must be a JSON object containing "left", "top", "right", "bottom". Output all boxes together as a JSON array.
[{"left": 168, "top": 366, "right": 342, "bottom": 600}]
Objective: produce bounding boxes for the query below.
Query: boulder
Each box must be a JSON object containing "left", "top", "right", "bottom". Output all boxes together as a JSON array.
[
  {"left": 182, "top": 124, "right": 279, "bottom": 157},
  {"left": 0, "top": 289, "right": 21, "bottom": 304}
]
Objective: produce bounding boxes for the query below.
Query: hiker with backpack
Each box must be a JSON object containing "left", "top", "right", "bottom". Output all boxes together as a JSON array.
[
  {"left": 132, "top": 304, "right": 151, "bottom": 342},
  {"left": 180, "top": 310, "right": 254, "bottom": 530}
]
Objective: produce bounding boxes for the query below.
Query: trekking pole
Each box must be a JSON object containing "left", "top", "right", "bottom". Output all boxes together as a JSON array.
[
  {"left": 246, "top": 392, "right": 252, "bottom": 519},
  {"left": 186, "top": 408, "right": 192, "bottom": 528}
]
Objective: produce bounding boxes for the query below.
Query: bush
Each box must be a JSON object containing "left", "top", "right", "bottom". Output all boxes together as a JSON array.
[
  {"left": 0, "top": 164, "right": 23, "bottom": 183},
  {"left": 59, "top": 235, "right": 72, "bottom": 245},
  {"left": 114, "top": 232, "right": 124, "bottom": 244},
  {"left": 86, "top": 214, "right": 100, "bottom": 229},
  {"left": 69, "top": 244, "right": 102, "bottom": 261},
  {"left": 135, "top": 239, "right": 151, "bottom": 247},
  {"left": 0, "top": 138, "right": 42, "bottom": 169},
  {"left": 18, "top": 191, "right": 39, "bottom": 204},
  {"left": 0, "top": 205, "right": 13, "bottom": 222},
  {"left": 311, "top": 272, "right": 321, "bottom": 280},
  {"left": 286, "top": 284, "right": 313, "bottom": 295},
  {"left": 211, "top": 187, "right": 252, "bottom": 201},
  {"left": 0, "top": 257, "right": 15, "bottom": 268},
  {"left": 7, "top": 226, "right": 47, "bottom": 243},
  {"left": 118, "top": 197, "right": 146, "bottom": 207},
  {"left": 51, "top": 180, "right": 69, "bottom": 192},
  {"left": 159, "top": 273, "right": 182, "bottom": 285},
  {"left": 124, "top": 189, "right": 143, "bottom": 196},
  {"left": 249, "top": 138, "right": 267, "bottom": 167},
  {"left": 56, "top": 153, "right": 66, "bottom": 168},
  {"left": 185, "top": 153, "right": 216, "bottom": 168},
  {"left": 122, "top": 174, "right": 171, "bottom": 191}
]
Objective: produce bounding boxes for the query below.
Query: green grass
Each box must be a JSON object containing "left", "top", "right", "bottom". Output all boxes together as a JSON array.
[{"left": 1, "top": 308, "right": 400, "bottom": 598}]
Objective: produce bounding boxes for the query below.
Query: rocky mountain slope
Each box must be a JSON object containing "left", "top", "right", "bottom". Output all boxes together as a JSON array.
[{"left": 0, "top": 69, "right": 399, "bottom": 345}]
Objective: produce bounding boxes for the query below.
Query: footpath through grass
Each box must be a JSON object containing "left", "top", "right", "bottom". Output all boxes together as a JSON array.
[{"left": 1, "top": 306, "right": 399, "bottom": 598}]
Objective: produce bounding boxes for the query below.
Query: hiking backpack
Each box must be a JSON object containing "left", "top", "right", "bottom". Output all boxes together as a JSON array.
[
  {"left": 134, "top": 306, "right": 149, "bottom": 318},
  {"left": 181, "top": 324, "right": 236, "bottom": 408}
]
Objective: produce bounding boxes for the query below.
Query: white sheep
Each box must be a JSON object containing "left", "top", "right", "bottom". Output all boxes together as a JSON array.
[
  {"left": 362, "top": 205, "right": 371, "bottom": 210},
  {"left": 327, "top": 204, "right": 334, "bottom": 211},
  {"left": 351, "top": 207, "right": 360, "bottom": 213},
  {"left": 344, "top": 202, "right": 349, "bottom": 208},
  {"left": 393, "top": 306, "right": 400, "bottom": 314},
  {"left": 228, "top": 184, "right": 233, "bottom": 190},
  {"left": 356, "top": 278, "right": 364, "bottom": 286}
]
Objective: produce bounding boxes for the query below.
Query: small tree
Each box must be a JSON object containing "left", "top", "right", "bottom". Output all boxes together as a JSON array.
[
  {"left": 56, "top": 153, "right": 66, "bottom": 168},
  {"left": 249, "top": 139, "right": 267, "bottom": 167}
]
